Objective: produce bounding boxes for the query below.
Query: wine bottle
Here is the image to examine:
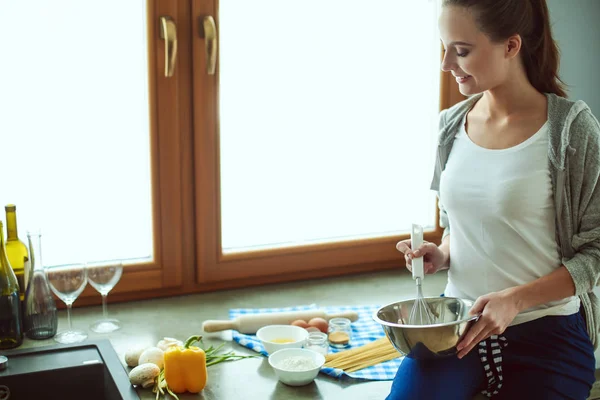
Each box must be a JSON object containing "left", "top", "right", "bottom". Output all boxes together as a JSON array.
[
  {"left": 23, "top": 231, "right": 57, "bottom": 340},
  {"left": 4, "top": 205, "right": 29, "bottom": 301},
  {"left": 0, "top": 221, "right": 23, "bottom": 349}
]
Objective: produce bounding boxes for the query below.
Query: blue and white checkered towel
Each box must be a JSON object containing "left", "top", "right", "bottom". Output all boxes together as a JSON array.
[{"left": 229, "top": 304, "right": 403, "bottom": 380}]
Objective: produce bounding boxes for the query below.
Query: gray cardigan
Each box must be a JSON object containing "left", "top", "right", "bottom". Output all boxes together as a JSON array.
[{"left": 430, "top": 93, "right": 600, "bottom": 349}]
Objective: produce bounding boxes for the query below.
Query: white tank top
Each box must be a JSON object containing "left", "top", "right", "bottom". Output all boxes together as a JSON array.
[{"left": 439, "top": 117, "right": 579, "bottom": 326}]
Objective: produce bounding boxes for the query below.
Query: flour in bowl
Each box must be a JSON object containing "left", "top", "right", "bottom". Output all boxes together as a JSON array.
[{"left": 276, "top": 356, "right": 317, "bottom": 371}]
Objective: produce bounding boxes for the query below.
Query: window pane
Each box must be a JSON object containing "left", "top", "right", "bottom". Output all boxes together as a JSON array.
[
  {"left": 0, "top": 1, "right": 153, "bottom": 266},
  {"left": 219, "top": 1, "right": 440, "bottom": 251}
]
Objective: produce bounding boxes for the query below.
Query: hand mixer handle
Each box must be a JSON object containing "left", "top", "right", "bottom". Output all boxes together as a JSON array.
[{"left": 411, "top": 224, "right": 424, "bottom": 280}]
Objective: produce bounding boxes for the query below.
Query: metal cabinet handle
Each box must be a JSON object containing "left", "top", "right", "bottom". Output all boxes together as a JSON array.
[
  {"left": 200, "top": 16, "right": 217, "bottom": 75},
  {"left": 159, "top": 16, "right": 178, "bottom": 78}
]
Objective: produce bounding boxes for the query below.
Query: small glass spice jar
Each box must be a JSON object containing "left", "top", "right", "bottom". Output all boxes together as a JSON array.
[
  {"left": 304, "top": 331, "right": 328, "bottom": 355},
  {"left": 327, "top": 317, "right": 352, "bottom": 348}
]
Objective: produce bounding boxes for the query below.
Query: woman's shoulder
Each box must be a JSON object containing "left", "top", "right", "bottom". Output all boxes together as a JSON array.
[
  {"left": 569, "top": 108, "right": 600, "bottom": 155},
  {"left": 545, "top": 93, "right": 600, "bottom": 164},
  {"left": 546, "top": 92, "right": 597, "bottom": 122}
]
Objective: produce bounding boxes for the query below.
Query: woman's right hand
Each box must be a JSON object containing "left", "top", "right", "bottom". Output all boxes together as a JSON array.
[{"left": 396, "top": 239, "right": 447, "bottom": 274}]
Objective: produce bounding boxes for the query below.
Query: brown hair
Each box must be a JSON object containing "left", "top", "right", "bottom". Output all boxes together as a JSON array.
[{"left": 443, "top": 0, "right": 567, "bottom": 97}]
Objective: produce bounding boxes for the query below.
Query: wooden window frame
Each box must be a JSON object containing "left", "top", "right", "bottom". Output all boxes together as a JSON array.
[
  {"left": 75, "top": 5, "right": 465, "bottom": 306},
  {"left": 191, "top": 6, "right": 466, "bottom": 292},
  {"left": 77, "top": 0, "right": 194, "bottom": 306}
]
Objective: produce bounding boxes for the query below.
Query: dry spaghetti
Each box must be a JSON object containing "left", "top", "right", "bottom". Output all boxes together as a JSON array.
[{"left": 324, "top": 337, "right": 400, "bottom": 372}]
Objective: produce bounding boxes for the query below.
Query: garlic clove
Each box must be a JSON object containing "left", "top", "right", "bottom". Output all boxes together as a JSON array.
[
  {"left": 124, "top": 346, "right": 148, "bottom": 367},
  {"left": 157, "top": 337, "right": 184, "bottom": 351}
]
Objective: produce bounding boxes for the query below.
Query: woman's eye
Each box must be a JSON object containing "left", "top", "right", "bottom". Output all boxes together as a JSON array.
[{"left": 456, "top": 50, "right": 469, "bottom": 57}]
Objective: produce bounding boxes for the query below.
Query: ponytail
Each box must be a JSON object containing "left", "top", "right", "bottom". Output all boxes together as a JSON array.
[{"left": 523, "top": 0, "right": 566, "bottom": 97}]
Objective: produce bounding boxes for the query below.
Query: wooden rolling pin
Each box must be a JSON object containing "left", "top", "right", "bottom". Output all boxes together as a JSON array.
[{"left": 202, "top": 310, "right": 359, "bottom": 334}]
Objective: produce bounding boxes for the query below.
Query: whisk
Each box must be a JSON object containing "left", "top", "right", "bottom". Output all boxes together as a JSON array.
[{"left": 408, "top": 224, "right": 436, "bottom": 325}]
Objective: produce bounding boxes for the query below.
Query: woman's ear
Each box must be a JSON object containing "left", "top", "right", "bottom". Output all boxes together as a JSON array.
[{"left": 506, "top": 34, "right": 522, "bottom": 59}]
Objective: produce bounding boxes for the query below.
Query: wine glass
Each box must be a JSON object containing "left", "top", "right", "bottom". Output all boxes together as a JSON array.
[
  {"left": 45, "top": 263, "right": 88, "bottom": 344},
  {"left": 86, "top": 260, "right": 123, "bottom": 333}
]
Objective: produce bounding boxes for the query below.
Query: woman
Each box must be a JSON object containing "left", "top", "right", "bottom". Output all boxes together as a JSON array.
[{"left": 390, "top": 0, "right": 600, "bottom": 399}]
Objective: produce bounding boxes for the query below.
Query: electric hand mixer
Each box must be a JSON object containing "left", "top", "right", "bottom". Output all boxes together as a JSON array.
[{"left": 407, "top": 224, "right": 436, "bottom": 325}]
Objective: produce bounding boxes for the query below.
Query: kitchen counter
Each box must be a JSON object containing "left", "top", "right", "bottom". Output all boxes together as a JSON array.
[
  {"left": 15, "top": 269, "right": 600, "bottom": 399},
  {"left": 24, "top": 267, "right": 600, "bottom": 400},
  {"left": 18, "top": 269, "right": 447, "bottom": 399}
]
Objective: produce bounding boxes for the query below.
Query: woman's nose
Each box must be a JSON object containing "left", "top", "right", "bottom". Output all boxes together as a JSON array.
[{"left": 440, "top": 52, "right": 455, "bottom": 72}]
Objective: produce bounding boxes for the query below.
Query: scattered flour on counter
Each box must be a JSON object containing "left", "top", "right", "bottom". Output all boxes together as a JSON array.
[{"left": 276, "top": 356, "right": 317, "bottom": 371}]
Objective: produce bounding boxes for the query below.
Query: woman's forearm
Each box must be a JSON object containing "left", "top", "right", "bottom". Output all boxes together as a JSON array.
[{"left": 508, "top": 265, "right": 576, "bottom": 312}]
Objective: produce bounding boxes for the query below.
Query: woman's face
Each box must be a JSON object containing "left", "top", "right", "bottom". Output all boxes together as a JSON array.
[{"left": 438, "top": 6, "right": 510, "bottom": 96}]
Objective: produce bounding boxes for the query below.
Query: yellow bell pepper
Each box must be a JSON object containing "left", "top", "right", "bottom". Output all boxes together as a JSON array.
[{"left": 164, "top": 335, "right": 207, "bottom": 394}]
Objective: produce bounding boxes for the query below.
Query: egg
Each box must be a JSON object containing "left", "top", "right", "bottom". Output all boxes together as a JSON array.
[
  {"left": 291, "top": 319, "right": 310, "bottom": 329},
  {"left": 308, "top": 317, "right": 329, "bottom": 333}
]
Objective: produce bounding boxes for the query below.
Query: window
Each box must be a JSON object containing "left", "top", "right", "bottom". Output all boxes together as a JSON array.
[
  {"left": 0, "top": 0, "right": 191, "bottom": 303},
  {"left": 1, "top": 0, "right": 463, "bottom": 303},
  {"left": 1, "top": 1, "right": 153, "bottom": 267},
  {"left": 192, "top": 0, "right": 462, "bottom": 286},
  {"left": 218, "top": 1, "right": 441, "bottom": 253}
]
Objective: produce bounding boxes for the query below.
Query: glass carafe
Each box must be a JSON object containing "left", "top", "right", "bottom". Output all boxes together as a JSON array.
[{"left": 23, "top": 231, "right": 57, "bottom": 339}]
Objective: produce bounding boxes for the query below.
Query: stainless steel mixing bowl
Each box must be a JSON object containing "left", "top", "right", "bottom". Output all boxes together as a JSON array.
[{"left": 373, "top": 297, "right": 478, "bottom": 360}]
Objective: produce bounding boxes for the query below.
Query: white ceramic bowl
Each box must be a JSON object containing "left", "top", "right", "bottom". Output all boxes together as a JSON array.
[
  {"left": 256, "top": 325, "right": 309, "bottom": 355},
  {"left": 268, "top": 348, "right": 325, "bottom": 386}
]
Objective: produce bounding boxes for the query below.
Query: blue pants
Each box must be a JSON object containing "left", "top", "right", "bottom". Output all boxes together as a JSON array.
[{"left": 386, "top": 310, "right": 596, "bottom": 400}]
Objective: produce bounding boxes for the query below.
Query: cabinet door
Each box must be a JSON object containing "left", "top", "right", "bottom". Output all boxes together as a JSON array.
[
  {"left": 0, "top": 0, "right": 194, "bottom": 303},
  {"left": 192, "top": 0, "right": 452, "bottom": 287}
]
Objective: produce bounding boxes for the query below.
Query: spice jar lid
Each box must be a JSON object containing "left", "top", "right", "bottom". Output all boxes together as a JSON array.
[
  {"left": 329, "top": 317, "right": 351, "bottom": 326},
  {"left": 0, "top": 356, "right": 8, "bottom": 370}
]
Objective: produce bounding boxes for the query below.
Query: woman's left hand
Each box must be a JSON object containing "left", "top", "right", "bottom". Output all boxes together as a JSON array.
[{"left": 456, "top": 289, "right": 521, "bottom": 359}]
